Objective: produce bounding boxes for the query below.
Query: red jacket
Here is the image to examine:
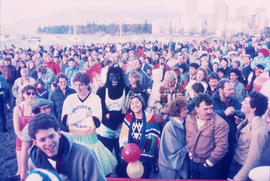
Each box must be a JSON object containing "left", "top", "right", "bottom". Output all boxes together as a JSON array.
[{"left": 44, "top": 61, "right": 61, "bottom": 75}]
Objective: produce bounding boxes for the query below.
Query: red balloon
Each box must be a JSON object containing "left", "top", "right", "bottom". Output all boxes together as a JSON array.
[{"left": 122, "top": 143, "right": 141, "bottom": 163}]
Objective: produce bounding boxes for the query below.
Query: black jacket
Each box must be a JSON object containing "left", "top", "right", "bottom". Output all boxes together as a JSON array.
[{"left": 49, "top": 86, "right": 76, "bottom": 121}]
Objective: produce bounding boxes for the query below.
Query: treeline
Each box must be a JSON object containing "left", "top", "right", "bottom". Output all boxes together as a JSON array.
[{"left": 38, "top": 21, "right": 152, "bottom": 35}]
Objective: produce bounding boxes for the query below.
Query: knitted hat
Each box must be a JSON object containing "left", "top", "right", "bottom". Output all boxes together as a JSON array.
[{"left": 258, "top": 48, "right": 269, "bottom": 57}]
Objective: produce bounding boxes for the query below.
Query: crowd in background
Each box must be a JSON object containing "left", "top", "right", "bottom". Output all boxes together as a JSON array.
[{"left": 0, "top": 35, "right": 270, "bottom": 181}]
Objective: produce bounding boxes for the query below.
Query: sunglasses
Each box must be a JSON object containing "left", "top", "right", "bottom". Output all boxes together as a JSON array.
[{"left": 26, "top": 92, "right": 36, "bottom": 96}]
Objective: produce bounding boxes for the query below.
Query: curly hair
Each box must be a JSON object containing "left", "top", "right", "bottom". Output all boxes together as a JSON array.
[
  {"left": 248, "top": 91, "right": 268, "bottom": 116},
  {"left": 194, "top": 93, "right": 213, "bottom": 107},
  {"left": 56, "top": 72, "right": 68, "bottom": 83},
  {"left": 128, "top": 70, "right": 142, "bottom": 85},
  {"left": 21, "top": 84, "right": 36, "bottom": 95},
  {"left": 72, "top": 71, "right": 90, "bottom": 85},
  {"left": 29, "top": 113, "right": 60, "bottom": 139},
  {"left": 168, "top": 96, "right": 188, "bottom": 117}
]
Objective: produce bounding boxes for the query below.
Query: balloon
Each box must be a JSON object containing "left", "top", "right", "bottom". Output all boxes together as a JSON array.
[
  {"left": 249, "top": 166, "right": 270, "bottom": 181},
  {"left": 126, "top": 161, "right": 144, "bottom": 178},
  {"left": 122, "top": 143, "right": 141, "bottom": 163}
]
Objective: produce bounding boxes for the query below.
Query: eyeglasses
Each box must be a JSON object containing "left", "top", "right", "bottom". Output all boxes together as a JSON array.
[{"left": 26, "top": 92, "right": 36, "bottom": 96}]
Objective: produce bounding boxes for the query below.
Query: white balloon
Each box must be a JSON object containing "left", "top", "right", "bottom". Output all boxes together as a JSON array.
[
  {"left": 249, "top": 166, "right": 270, "bottom": 181},
  {"left": 126, "top": 160, "right": 144, "bottom": 178}
]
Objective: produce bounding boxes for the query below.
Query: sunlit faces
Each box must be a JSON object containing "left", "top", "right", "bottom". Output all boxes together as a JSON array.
[
  {"left": 220, "top": 59, "right": 228, "bottom": 69},
  {"left": 189, "top": 67, "right": 197, "bottom": 76},
  {"left": 46, "top": 54, "right": 53, "bottom": 62},
  {"left": 195, "top": 101, "right": 213, "bottom": 121},
  {"left": 241, "top": 97, "right": 255, "bottom": 115},
  {"left": 209, "top": 78, "right": 219, "bottom": 90},
  {"left": 221, "top": 82, "right": 234, "bottom": 100},
  {"left": 230, "top": 72, "right": 238, "bottom": 82},
  {"left": 128, "top": 75, "right": 137, "bottom": 86},
  {"left": 20, "top": 69, "right": 28, "bottom": 78},
  {"left": 258, "top": 52, "right": 264, "bottom": 58},
  {"left": 74, "top": 81, "right": 89, "bottom": 96},
  {"left": 217, "top": 71, "right": 224, "bottom": 79},
  {"left": 33, "top": 128, "right": 61, "bottom": 158},
  {"left": 179, "top": 106, "right": 188, "bottom": 120},
  {"left": 58, "top": 78, "right": 68, "bottom": 90},
  {"left": 243, "top": 56, "right": 251, "bottom": 66},
  {"left": 165, "top": 78, "right": 175, "bottom": 88},
  {"left": 62, "top": 56, "right": 68, "bottom": 62},
  {"left": 255, "top": 67, "right": 264, "bottom": 77},
  {"left": 212, "top": 62, "right": 219, "bottom": 72},
  {"left": 201, "top": 61, "right": 209, "bottom": 70},
  {"left": 132, "top": 59, "right": 141, "bottom": 70},
  {"left": 196, "top": 69, "right": 205, "bottom": 81},
  {"left": 40, "top": 106, "right": 51, "bottom": 113},
  {"left": 24, "top": 89, "right": 36, "bottom": 100},
  {"left": 68, "top": 60, "right": 75, "bottom": 68},
  {"left": 130, "top": 97, "right": 143, "bottom": 114},
  {"left": 29, "top": 61, "right": 35, "bottom": 69}
]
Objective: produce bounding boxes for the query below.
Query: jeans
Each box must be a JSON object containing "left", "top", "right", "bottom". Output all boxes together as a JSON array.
[
  {"left": 0, "top": 95, "right": 6, "bottom": 130},
  {"left": 227, "top": 159, "right": 243, "bottom": 179},
  {"left": 190, "top": 160, "right": 222, "bottom": 179}
]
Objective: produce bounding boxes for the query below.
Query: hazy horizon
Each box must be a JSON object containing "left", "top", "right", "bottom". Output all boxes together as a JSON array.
[{"left": 1, "top": 0, "right": 270, "bottom": 34}]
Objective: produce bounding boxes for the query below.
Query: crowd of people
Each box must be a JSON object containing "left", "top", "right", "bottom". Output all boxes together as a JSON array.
[{"left": 0, "top": 35, "right": 270, "bottom": 181}]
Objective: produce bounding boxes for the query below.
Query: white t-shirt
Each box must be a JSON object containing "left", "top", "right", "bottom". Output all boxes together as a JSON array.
[{"left": 62, "top": 92, "right": 102, "bottom": 131}]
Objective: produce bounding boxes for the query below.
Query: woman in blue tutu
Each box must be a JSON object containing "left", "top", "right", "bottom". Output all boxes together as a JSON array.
[{"left": 62, "top": 71, "right": 117, "bottom": 176}]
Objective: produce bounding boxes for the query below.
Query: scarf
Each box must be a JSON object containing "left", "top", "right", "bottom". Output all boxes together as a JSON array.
[{"left": 36, "top": 136, "right": 68, "bottom": 174}]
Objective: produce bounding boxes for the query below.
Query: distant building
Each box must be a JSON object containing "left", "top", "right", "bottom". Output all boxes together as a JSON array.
[
  {"left": 210, "top": 0, "right": 229, "bottom": 35},
  {"left": 255, "top": 7, "right": 268, "bottom": 34}
]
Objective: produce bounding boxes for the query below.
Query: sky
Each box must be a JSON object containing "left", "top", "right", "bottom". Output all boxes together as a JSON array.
[{"left": 1, "top": 0, "right": 270, "bottom": 34}]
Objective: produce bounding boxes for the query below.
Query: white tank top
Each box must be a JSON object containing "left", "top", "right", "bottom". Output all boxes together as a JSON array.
[{"left": 105, "top": 88, "right": 125, "bottom": 111}]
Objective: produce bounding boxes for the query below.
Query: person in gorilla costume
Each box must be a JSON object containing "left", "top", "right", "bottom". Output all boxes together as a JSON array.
[{"left": 96, "top": 65, "right": 129, "bottom": 176}]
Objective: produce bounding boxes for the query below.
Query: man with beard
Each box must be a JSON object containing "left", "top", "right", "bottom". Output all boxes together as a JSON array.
[
  {"left": 212, "top": 79, "right": 242, "bottom": 179},
  {"left": 186, "top": 93, "right": 229, "bottom": 179},
  {"left": 148, "top": 71, "right": 186, "bottom": 131},
  {"left": 96, "top": 66, "right": 128, "bottom": 177}
]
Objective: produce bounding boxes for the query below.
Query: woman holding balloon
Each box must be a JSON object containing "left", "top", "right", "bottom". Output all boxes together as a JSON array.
[{"left": 119, "top": 93, "right": 160, "bottom": 178}]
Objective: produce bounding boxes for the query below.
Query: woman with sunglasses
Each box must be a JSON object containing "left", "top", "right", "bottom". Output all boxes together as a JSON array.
[
  {"left": 119, "top": 94, "right": 160, "bottom": 178},
  {"left": 12, "top": 84, "right": 36, "bottom": 179}
]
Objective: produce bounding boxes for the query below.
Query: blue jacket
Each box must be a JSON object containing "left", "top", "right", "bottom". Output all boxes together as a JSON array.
[
  {"left": 38, "top": 68, "right": 55, "bottom": 89},
  {"left": 65, "top": 66, "right": 79, "bottom": 84},
  {"left": 28, "top": 132, "right": 106, "bottom": 181},
  {"left": 251, "top": 56, "right": 270, "bottom": 72},
  {"left": 0, "top": 74, "right": 8, "bottom": 101}
]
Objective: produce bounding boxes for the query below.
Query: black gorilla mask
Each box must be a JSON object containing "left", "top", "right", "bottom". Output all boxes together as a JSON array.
[
  {"left": 109, "top": 73, "right": 121, "bottom": 87},
  {"left": 105, "top": 66, "right": 125, "bottom": 99}
]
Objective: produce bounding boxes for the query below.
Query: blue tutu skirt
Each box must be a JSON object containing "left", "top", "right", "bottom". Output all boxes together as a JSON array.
[{"left": 73, "top": 132, "right": 117, "bottom": 176}]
